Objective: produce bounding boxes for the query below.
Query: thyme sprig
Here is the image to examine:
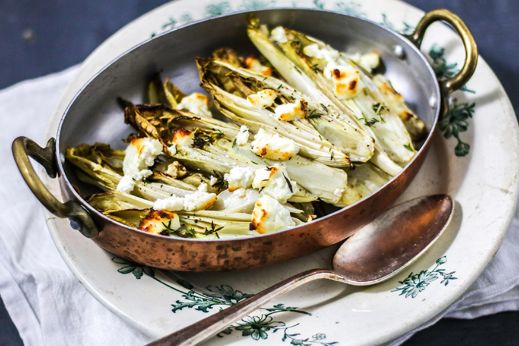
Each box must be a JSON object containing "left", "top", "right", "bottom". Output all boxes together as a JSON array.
[
  {"left": 203, "top": 221, "right": 223, "bottom": 238},
  {"left": 161, "top": 221, "right": 197, "bottom": 238},
  {"left": 358, "top": 113, "right": 380, "bottom": 127}
]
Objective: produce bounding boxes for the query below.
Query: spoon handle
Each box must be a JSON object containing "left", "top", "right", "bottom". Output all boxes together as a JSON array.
[{"left": 147, "top": 268, "right": 341, "bottom": 346}]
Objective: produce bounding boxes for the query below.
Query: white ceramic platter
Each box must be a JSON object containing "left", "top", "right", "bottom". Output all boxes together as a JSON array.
[{"left": 43, "top": 0, "right": 519, "bottom": 344}]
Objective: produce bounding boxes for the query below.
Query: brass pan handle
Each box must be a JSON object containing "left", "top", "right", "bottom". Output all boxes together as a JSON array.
[
  {"left": 12, "top": 137, "right": 98, "bottom": 238},
  {"left": 407, "top": 8, "right": 478, "bottom": 94}
]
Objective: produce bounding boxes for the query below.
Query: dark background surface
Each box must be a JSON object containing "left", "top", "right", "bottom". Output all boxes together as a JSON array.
[{"left": 1, "top": 0, "right": 518, "bottom": 345}]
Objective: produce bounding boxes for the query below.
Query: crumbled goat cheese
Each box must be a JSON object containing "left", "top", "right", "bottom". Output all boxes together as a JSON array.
[
  {"left": 245, "top": 166, "right": 298, "bottom": 203},
  {"left": 243, "top": 56, "right": 273, "bottom": 77},
  {"left": 349, "top": 52, "right": 381, "bottom": 72},
  {"left": 139, "top": 210, "right": 181, "bottom": 234},
  {"left": 260, "top": 166, "right": 298, "bottom": 203},
  {"left": 302, "top": 43, "right": 364, "bottom": 99},
  {"left": 252, "top": 167, "right": 272, "bottom": 189},
  {"left": 153, "top": 190, "right": 217, "bottom": 212},
  {"left": 183, "top": 190, "right": 217, "bottom": 211},
  {"left": 116, "top": 176, "right": 135, "bottom": 194},
  {"left": 250, "top": 128, "right": 300, "bottom": 160},
  {"left": 197, "top": 182, "right": 209, "bottom": 192},
  {"left": 274, "top": 99, "right": 307, "bottom": 121},
  {"left": 165, "top": 161, "right": 186, "bottom": 178},
  {"left": 167, "top": 144, "right": 177, "bottom": 155},
  {"left": 302, "top": 43, "right": 339, "bottom": 62},
  {"left": 324, "top": 64, "right": 361, "bottom": 99},
  {"left": 224, "top": 166, "right": 256, "bottom": 191},
  {"left": 270, "top": 26, "right": 288, "bottom": 44},
  {"left": 172, "top": 128, "right": 194, "bottom": 148},
  {"left": 360, "top": 52, "right": 380, "bottom": 71},
  {"left": 235, "top": 125, "right": 250, "bottom": 146},
  {"left": 116, "top": 138, "right": 163, "bottom": 193},
  {"left": 153, "top": 195, "right": 185, "bottom": 211},
  {"left": 209, "top": 175, "right": 219, "bottom": 186},
  {"left": 247, "top": 89, "right": 277, "bottom": 108},
  {"left": 251, "top": 195, "right": 295, "bottom": 234},
  {"left": 176, "top": 92, "right": 212, "bottom": 117}
]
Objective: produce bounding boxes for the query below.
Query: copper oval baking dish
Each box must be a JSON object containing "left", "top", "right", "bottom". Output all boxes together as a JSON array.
[{"left": 12, "top": 8, "right": 477, "bottom": 271}]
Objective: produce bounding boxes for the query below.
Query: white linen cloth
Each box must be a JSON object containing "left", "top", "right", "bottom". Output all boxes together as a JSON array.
[{"left": 0, "top": 67, "right": 518, "bottom": 346}]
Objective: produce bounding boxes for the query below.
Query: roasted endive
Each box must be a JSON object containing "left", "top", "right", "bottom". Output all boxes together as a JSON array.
[
  {"left": 66, "top": 18, "right": 425, "bottom": 239},
  {"left": 246, "top": 17, "right": 424, "bottom": 175},
  {"left": 198, "top": 55, "right": 375, "bottom": 165},
  {"left": 121, "top": 100, "right": 351, "bottom": 206}
]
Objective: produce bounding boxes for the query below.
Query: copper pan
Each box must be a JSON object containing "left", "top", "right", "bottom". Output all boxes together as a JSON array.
[{"left": 12, "top": 8, "right": 477, "bottom": 271}]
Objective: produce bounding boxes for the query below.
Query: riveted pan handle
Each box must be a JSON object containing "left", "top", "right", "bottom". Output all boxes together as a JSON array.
[
  {"left": 407, "top": 8, "right": 478, "bottom": 94},
  {"left": 12, "top": 137, "right": 98, "bottom": 238}
]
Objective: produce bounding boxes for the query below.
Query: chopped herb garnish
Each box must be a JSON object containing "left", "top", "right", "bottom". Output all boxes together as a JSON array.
[
  {"left": 193, "top": 131, "right": 220, "bottom": 149},
  {"left": 403, "top": 143, "right": 414, "bottom": 151},
  {"left": 372, "top": 102, "right": 389, "bottom": 115},
  {"left": 320, "top": 103, "right": 329, "bottom": 113},
  {"left": 203, "top": 221, "right": 223, "bottom": 238},
  {"left": 307, "top": 109, "right": 323, "bottom": 119},
  {"left": 358, "top": 113, "right": 380, "bottom": 127},
  {"left": 210, "top": 170, "right": 227, "bottom": 189},
  {"left": 282, "top": 173, "right": 294, "bottom": 193},
  {"left": 291, "top": 38, "right": 304, "bottom": 53},
  {"left": 161, "top": 221, "right": 197, "bottom": 238},
  {"left": 311, "top": 63, "right": 322, "bottom": 73}
]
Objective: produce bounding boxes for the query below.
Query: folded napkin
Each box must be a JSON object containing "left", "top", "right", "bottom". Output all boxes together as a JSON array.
[{"left": 0, "top": 67, "right": 518, "bottom": 346}]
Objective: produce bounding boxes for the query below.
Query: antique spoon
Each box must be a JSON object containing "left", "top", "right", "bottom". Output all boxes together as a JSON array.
[{"left": 149, "top": 194, "right": 453, "bottom": 346}]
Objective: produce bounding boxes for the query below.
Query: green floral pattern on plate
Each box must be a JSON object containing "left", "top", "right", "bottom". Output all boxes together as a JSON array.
[
  {"left": 113, "top": 254, "right": 457, "bottom": 343},
  {"left": 112, "top": 257, "right": 337, "bottom": 344},
  {"left": 171, "top": 284, "right": 251, "bottom": 313},
  {"left": 392, "top": 256, "right": 458, "bottom": 298},
  {"left": 427, "top": 44, "right": 476, "bottom": 157}
]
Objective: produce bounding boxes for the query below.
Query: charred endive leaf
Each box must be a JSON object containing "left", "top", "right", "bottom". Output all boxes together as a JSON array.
[
  {"left": 199, "top": 55, "right": 377, "bottom": 164},
  {"left": 198, "top": 57, "right": 352, "bottom": 167},
  {"left": 246, "top": 20, "right": 392, "bottom": 170},
  {"left": 105, "top": 209, "right": 149, "bottom": 228},
  {"left": 337, "top": 163, "right": 392, "bottom": 205},
  {"left": 212, "top": 47, "right": 242, "bottom": 67},
  {"left": 348, "top": 163, "right": 392, "bottom": 197},
  {"left": 372, "top": 74, "right": 426, "bottom": 141},
  {"left": 88, "top": 191, "right": 256, "bottom": 237},
  {"left": 123, "top": 103, "right": 252, "bottom": 173},
  {"left": 66, "top": 144, "right": 199, "bottom": 201},
  {"left": 146, "top": 73, "right": 186, "bottom": 108},
  {"left": 146, "top": 74, "right": 165, "bottom": 105},
  {"left": 274, "top": 27, "right": 417, "bottom": 163},
  {"left": 246, "top": 17, "right": 420, "bottom": 175},
  {"left": 163, "top": 78, "right": 186, "bottom": 109},
  {"left": 122, "top": 102, "right": 352, "bottom": 205}
]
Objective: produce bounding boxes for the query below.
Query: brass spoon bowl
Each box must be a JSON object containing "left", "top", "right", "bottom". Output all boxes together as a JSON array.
[{"left": 150, "top": 194, "right": 454, "bottom": 345}]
